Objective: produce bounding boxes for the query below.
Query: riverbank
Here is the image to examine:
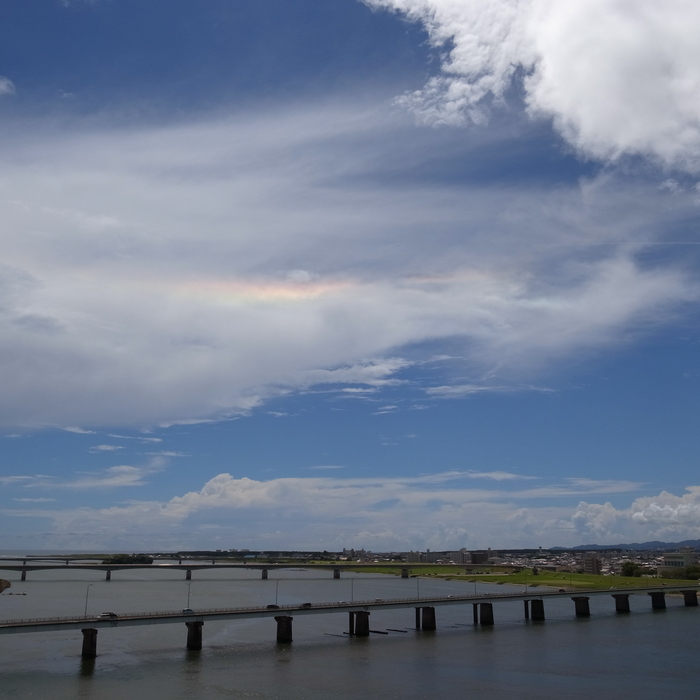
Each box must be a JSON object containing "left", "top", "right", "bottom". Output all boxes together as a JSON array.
[{"left": 341, "top": 565, "right": 698, "bottom": 591}]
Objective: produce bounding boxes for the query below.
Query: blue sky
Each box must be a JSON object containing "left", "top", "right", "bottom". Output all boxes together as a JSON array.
[{"left": 1, "top": 0, "right": 700, "bottom": 552}]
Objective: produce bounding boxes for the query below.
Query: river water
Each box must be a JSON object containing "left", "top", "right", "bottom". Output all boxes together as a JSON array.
[{"left": 0, "top": 560, "right": 698, "bottom": 699}]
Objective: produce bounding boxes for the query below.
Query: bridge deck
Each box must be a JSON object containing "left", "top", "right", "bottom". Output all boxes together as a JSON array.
[{"left": 1, "top": 585, "right": 695, "bottom": 635}]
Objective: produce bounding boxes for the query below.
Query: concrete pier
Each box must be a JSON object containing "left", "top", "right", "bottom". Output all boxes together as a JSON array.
[
  {"left": 275, "top": 616, "right": 293, "bottom": 643},
  {"left": 186, "top": 570, "right": 192, "bottom": 581},
  {"left": 479, "top": 602, "right": 494, "bottom": 626},
  {"left": 105, "top": 570, "right": 111, "bottom": 581},
  {"left": 530, "top": 599, "right": 545, "bottom": 621},
  {"left": 421, "top": 607, "right": 436, "bottom": 631},
  {"left": 572, "top": 596, "right": 590, "bottom": 617},
  {"left": 355, "top": 611, "right": 370, "bottom": 636},
  {"left": 472, "top": 603, "right": 479, "bottom": 624},
  {"left": 261, "top": 569, "right": 268, "bottom": 580},
  {"left": 81, "top": 628, "right": 98, "bottom": 658},
  {"left": 333, "top": 569, "right": 340, "bottom": 579},
  {"left": 649, "top": 592, "right": 666, "bottom": 610},
  {"left": 21, "top": 571, "right": 26, "bottom": 581},
  {"left": 186, "top": 621, "right": 203, "bottom": 650},
  {"left": 523, "top": 600, "right": 529, "bottom": 619},
  {"left": 613, "top": 594, "right": 630, "bottom": 613},
  {"left": 682, "top": 590, "right": 698, "bottom": 607},
  {"left": 415, "top": 607, "right": 421, "bottom": 629},
  {"left": 401, "top": 569, "right": 409, "bottom": 579},
  {"left": 348, "top": 612, "right": 355, "bottom": 635}
]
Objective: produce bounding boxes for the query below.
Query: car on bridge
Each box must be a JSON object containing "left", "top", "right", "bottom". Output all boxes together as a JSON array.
[{"left": 99, "top": 612, "right": 118, "bottom": 619}]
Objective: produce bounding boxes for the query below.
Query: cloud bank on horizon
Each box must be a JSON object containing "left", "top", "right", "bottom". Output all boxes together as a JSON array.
[{"left": 367, "top": 0, "right": 700, "bottom": 170}]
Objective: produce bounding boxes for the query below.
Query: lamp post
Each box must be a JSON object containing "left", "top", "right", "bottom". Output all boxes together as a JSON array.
[
  {"left": 275, "top": 579, "right": 280, "bottom": 606},
  {"left": 187, "top": 581, "right": 192, "bottom": 608},
  {"left": 417, "top": 577, "right": 420, "bottom": 599},
  {"left": 351, "top": 577, "right": 354, "bottom": 602},
  {"left": 84, "top": 584, "right": 93, "bottom": 617}
]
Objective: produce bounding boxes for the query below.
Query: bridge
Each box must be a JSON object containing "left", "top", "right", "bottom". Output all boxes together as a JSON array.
[
  {"left": 1, "top": 585, "right": 697, "bottom": 659},
  {"left": 0, "top": 560, "right": 421, "bottom": 581}
]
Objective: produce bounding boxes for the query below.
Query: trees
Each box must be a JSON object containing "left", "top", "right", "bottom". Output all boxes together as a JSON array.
[{"left": 621, "top": 561, "right": 642, "bottom": 577}]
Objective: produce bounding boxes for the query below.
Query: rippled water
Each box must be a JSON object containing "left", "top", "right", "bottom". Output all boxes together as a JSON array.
[{"left": 1, "top": 561, "right": 698, "bottom": 699}]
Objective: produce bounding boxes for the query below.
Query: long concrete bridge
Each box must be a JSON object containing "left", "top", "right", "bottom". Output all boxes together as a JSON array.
[
  {"left": 0, "top": 561, "right": 421, "bottom": 581},
  {"left": 1, "top": 585, "right": 697, "bottom": 659}
]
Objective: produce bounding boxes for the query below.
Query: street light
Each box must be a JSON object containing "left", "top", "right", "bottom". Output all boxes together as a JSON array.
[
  {"left": 275, "top": 580, "right": 280, "bottom": 606},
  {"left": 417, "top": 577, "right": 420, "bottom": 599},
  {"left": 351, "top": 577, "right": 354, "bottom": 602},
  {"left": 84, "top": 584, "right": 93, "bottom": 617},
  {"left": 187, "top": 581, "right": 192, "bottom": 608}
]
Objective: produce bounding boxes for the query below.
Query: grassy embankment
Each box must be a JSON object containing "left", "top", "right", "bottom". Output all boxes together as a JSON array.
[{"left": 337, "top": 565, "right": 699, "bottom": 591}]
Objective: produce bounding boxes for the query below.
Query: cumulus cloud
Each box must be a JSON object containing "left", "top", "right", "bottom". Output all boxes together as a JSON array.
[
  {"left": 2, "top": 470, "right": 658, "bottom": 549},
  {"left": 367, "top": 0, "right": 700, "bottom": 170},
  {"left": 0, "top": 102, "right": 696, "bottom": 428}
]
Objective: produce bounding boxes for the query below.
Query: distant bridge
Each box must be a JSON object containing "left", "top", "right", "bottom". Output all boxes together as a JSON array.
[
  {"left": 1, "top": 585, "right": 697, "bottom": 659},
  {"left": 0, "top": 560, "right": 425, "bottom": 581}
]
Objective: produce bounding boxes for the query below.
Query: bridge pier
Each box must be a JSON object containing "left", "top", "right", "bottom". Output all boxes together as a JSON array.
[
  {"left": 261, "top": 569, "right": 268, "bottom": 580},
  {"left": 421, "top": 607, "right": 436, "bottom": 631},
  {"left": 275, "top": 616, "right": 293, "bottom": 643},
  {"left": 401, "top": 568, "right": 409, "bottom": 579},
  {"left": 649, "top": 592, "right": 666, "bottom": 610},
  {"left": 479, "top": 602, "right": 494, "bottom": 626},
  {"left": 355, "top": 611, "right": 370, "bottom": 636},
  {"left": 186, "top": 621, "right": 203, "bottom": 650},
  {"left": 572, "top": 596, "right": 590, "bottom": 617},
  {"left": 105, "top": 570, "right": 111, "bottom": 581},
  {"left": 472, "top": 603, "right": 479, "bottom": 624},
  {"left": 523, "top": 600, "right": 529, "bottom": 619},
  {"left": 613, "top": 593, "right": 630, "bottom": 613},
  {"left": 21, "top": 570, "right": 26, "bottom": 581},
  {"left": 348, "top": 611, "right": 355, "bottom": 635},
  {"left": 530, "top": 599, "right": 545, "bottom": 621},
  {"left": 81, "top": 628, "right": 98, "bottom": 658},
  {"left": 333, "top": 569, "right": 340, "bottom": 579},
  {"left": 186, "top": 570, "right": 192, "bottom": 581},
  {"left": 682, "top": 590, "right": 698, "bottom": 607}
]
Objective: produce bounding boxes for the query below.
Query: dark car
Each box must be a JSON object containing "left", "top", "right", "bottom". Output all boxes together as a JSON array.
[
  {"left": 182, "top": 608, "right": 194, "bottom": 614},
  {"left": 301, "top": 603, "right": 312, "bottom": 609},
  {"left": 266, "top": 604, "right": 280, "bottom": 609},
  {"left": 99, "top": 612, "right": 118, "bottom": 618}
]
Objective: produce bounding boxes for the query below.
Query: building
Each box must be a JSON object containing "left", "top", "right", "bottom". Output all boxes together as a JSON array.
[
  {"left": 470, "top": 551, "right": 489, "bottom": 565},
  {"left": 658, "top": 548, "right": 698, "bottom": 577},
  {"left": 583, "top": 553, "right": 602, "bottom": 575}
]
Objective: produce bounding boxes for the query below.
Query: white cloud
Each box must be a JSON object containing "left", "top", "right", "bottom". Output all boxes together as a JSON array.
[
  {"left": 0, "top": 77, "right": 15, "bottom": 97},
  {"left": 367, "top": 0, "right": 700, "bottom": 170},
  {"left": 89, "top": 444, "right": 124, "bottom": 452},
  {"left": 0, "top": 102, "right": 696, "bottom": 428},
  {"left": 13, "top": 498, "right": 56, "bottom": 503},
  {"left": 64, "top": 427, "right": 96, "bottom": 434},
  {"left": 2, "top": 471, "right": 656, "bottom": 550},
  {"left": 467, "top": 471, "right": 536, "bottom": 481}
]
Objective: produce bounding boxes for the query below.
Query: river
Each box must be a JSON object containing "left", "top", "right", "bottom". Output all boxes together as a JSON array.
[{"left": 0, "top": 560, "right": 697, "bottom": 699}]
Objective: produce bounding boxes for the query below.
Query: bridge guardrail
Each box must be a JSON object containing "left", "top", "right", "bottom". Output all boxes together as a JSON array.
[{"left": 2, "top": 586, "right": 696, "bottom": 627}]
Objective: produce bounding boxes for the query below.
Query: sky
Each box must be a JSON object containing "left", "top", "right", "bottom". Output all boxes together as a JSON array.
[{"left": 1, "top": 0, "right": 700, "bottom": 552}]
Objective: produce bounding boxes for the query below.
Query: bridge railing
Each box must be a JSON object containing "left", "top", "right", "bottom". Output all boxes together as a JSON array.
[{"left": 1, "top": 586, "right": 694, "bottom": 627}]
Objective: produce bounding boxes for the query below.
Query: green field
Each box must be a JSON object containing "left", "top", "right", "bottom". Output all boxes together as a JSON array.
[{"left": 342, "top": 565, "right": 699, "bottom": 591}]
